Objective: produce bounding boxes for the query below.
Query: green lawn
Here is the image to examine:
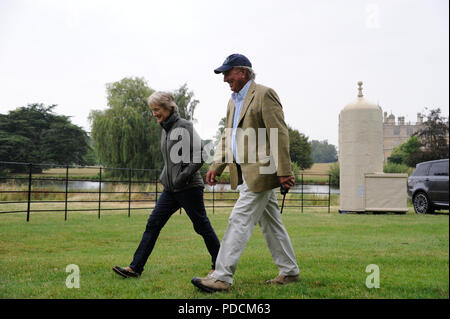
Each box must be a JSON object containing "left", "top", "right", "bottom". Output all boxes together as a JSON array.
[{"left": 0, "top": 207, "right": 448, "bottom": 299}]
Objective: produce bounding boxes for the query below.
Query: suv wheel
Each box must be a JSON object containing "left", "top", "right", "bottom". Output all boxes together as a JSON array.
[{"left": 413, "top": 192, "right": 434, "bottom": 214}]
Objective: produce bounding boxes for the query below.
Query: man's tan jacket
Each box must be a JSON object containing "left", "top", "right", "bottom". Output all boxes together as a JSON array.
[{"left": 211, "top": 81, "right": 293, "bottom": 192}]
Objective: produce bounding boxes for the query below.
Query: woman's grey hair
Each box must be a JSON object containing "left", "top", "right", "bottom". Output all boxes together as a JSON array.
[
  {"left": 238, "top": 66, "right": 256, "bottom": 80},
  {"left": 147, "top": 91, "right": 179, "bottom": 113}
]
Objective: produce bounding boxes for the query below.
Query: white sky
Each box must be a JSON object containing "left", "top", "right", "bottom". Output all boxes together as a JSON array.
[{"left": 0, "top": 0, "right": 448, "bottom": 147}]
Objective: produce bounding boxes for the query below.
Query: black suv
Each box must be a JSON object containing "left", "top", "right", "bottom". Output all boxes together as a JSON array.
[{"left": 407, "top": 159, "right": 449, "bottom": 214}]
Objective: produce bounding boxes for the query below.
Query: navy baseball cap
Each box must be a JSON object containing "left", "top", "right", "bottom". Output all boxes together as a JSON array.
[{"left": 214, "top": 54, "right": 252, "bottom": 74}]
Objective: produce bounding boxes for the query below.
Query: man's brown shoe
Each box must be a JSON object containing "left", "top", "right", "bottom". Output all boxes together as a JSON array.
[
  {"left": 265, "top": 274, "right": 300, "bottom": 285},
  {"left": 191, "top": 276, "right": 231, "bottom": 293}
]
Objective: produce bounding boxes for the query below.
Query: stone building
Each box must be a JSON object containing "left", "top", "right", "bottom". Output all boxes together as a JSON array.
[{"left": 382, "top": 112, "right": 424, "bottom": 162}]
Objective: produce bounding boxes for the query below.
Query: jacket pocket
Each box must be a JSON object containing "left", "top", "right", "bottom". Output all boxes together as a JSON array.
[
  {"left": 174, "top": 163, "right": 193, "bottom": 189},
  {"left": 171, "top": 163, "right": 182, "bottom": 186},
  {"left": 159, "top": 166, "right": 170, "bottom": 190}
]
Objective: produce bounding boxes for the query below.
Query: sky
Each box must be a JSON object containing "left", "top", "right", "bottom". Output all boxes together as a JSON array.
[{"left": 0, "top": 0, "right": 448, "bottom": 147}]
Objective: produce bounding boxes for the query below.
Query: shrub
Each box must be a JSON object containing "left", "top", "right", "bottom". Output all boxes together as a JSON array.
[
  {"left": 199, "top": 162, "right": 210, "bottom": 181},
  {"left": 327, "top": 162, "right": 340, "bottom": 187},
  {"left": 383, "top": 162, "right": 414, "bottom": 175}
]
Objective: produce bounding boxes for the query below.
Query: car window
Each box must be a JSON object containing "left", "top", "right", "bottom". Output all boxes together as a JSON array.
[
  {"left": 412, "top": 163, "right": 431, "bottom": 176},
  {"left": 429, "top": 161, "right": 449, "bottom": 176}
]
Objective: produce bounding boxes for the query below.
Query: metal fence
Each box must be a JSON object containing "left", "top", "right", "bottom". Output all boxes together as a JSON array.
[{"left": 0, "top": 161, "right": 332, "bottom": 221}]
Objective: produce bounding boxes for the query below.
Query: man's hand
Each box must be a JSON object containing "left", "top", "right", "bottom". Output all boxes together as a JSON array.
[
  {"left": 278, "top": 175, "right": 295, "bottom": 190},
  {"left": 206, "top": 169, "right": 218, "bottom": 186}
]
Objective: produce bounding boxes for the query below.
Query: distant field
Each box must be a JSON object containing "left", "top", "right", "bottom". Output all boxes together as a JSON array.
[
  {"left": 299, "top": 163, "right": 335, "bottom": 175},
  {"left": 293, "top": 163, "right": 335, "bottom": 184},
  {"left": 41, "top": 167, "right": 100, "bottom": 176},
  {"left": 6, "top": 167, "right": 102, "bottom": 179},
  {"left": 10, "top": 163, "right": 335, "bottom": 178}
]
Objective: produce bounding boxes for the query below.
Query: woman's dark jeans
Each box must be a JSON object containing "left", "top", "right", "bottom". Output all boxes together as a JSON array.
[{"left": 129, "top": 187, "right": 220, "bottom": 274}]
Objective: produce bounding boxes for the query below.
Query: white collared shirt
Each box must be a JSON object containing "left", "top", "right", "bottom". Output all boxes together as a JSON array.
[{"left": 231, "top": 80, "right": 252, "bottom": 163}]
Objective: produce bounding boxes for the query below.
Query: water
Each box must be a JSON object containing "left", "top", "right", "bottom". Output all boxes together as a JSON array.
[
  {"left": 6, "top": 180, "right": 340, "bottom": 194},
  {"left": 6, "top": 179, "right": 104, "bottom": 191},
  {"left": 204, "top": 183, "right": 339, "bottom": 194}
]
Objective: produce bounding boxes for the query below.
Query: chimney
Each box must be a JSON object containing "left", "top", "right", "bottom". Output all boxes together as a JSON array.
[{"left": 417, "top": 113, "right": 423, "bottom": 124}]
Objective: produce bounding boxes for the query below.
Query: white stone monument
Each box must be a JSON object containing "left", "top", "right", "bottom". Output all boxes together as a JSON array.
[{"left": 338, "top": 82, "right": 408, "bottom": 213}]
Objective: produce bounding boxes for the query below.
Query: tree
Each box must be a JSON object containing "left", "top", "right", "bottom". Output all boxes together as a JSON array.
[
  {"left": 387, "top": 135, "right": 421, "bottom": 165},
  {"left": 89, "top": 77, "right": 200, "bottom": 177},
  {"left": 287, "top": 125, "right": 312, "bottom": 170},
  {"left": 89, "top": 77, "right": 159, "bottom": 176},
  {"left": 412, "top": 108, "right": 449, "bottom": 162},
  {"left": 387, "top": 108, "right": 449, "bottom": 167},
  {"left": 310, "top": 140, "right": 338, "bottom": 163},
  {"left": 81, "top": 134, "right": 99, "bottom": 166},
  {"left": 0, "top": 103, "right": 90, "bottom": 172},
  {"left": 213, "top": 117, "right": 226, "bottom": 147},
  {"left": 174, "top": 83, "right": 199, "bottom": 121},
  {"left": 327, "top": 162, "right": 340, "bottom": 187},
  {"left": 40, "top": 119, "right": 91, "bottom": 165}
]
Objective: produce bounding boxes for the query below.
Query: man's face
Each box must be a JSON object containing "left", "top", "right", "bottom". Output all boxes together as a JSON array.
[{"left": 223, "top": 67, "right": 247, "bottom": 93}]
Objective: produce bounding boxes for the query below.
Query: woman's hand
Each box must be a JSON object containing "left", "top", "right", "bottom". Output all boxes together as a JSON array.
[{"left": 206, "top": 169, "right": 218, "bottom": 186}]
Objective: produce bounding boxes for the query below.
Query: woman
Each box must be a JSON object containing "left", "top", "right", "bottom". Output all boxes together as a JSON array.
[{"left": 113, "top": 91, "right": 220, "bottom": 278}]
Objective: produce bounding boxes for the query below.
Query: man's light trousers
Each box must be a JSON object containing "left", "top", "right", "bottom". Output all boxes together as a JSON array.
[{"left": 212, "top": 180, "right": 300, "bottom": 284}]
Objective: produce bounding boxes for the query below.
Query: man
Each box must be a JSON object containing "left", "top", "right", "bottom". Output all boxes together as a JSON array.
[{"left": 191, "top": 54, "right": 300, "bottom": 293}]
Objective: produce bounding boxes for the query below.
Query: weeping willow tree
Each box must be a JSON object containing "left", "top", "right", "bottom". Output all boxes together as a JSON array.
[
  {"left": 89, "top": 77, "right": 199, "bottom": 179},
  {"left": 174, "top": 83, "right": 199, "bottom": 121}
]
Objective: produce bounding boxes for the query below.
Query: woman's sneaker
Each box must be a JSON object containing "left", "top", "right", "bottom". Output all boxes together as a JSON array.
[{"left": 112, "top": 266, "right": 141, "bottom": 278}]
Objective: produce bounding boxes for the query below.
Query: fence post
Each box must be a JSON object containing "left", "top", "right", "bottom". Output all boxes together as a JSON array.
[
  {"left": 128, "top": 168, "right": 132, "bottom": 218},
  {"left": 98, "top": 167, "right": 102, "bottom": 219},
  {"left": 328, "top": 174, "right": 331, "bottom": 213},
  {"left": 65, "top": 165, "right": 69, "bottom": 221},
  {"left": 301, "top": 174, "right": 304, "bottom": 213},
  {"left": 155, "top": 178, "right": 158, "bottom": 204},
  {"left": 26, "top": 163, "right": 32, "bottom": 222},
  {"left": 212, "top": 185, "right": 215, "bottom": 215}
]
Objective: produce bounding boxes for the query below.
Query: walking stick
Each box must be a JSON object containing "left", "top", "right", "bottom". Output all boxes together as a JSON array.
[{"left": 280, "top": 185, "right": 289, "bottom": 214}]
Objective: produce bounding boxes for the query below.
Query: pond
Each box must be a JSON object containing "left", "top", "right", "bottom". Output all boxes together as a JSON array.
[
  {"left": 204, "top": 183, "right": 340, "bottom": 194},
  {"left": 4, "top": 180, "right": 340, "bottom": 194},
  {"left": 4, "top": 179, "right": 105, "bottom": 191}
]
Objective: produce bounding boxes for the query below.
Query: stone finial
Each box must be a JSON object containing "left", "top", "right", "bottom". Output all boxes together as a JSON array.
[{"left": 357, "top": 81, "right": 363, "bottom": 98}]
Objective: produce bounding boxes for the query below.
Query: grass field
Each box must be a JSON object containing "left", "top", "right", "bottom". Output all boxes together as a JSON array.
[{"left": 0, "top": 204, "right": 448, "bottom": 299}]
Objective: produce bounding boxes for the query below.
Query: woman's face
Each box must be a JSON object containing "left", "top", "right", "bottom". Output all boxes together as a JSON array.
[{"left": 150, "top": 104, "right": 171, "bottom": 123}]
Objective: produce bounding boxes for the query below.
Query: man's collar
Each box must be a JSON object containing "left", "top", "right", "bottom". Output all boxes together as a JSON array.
[{"left": 232, "top": 80, "right": 252, "bottom": 100}]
